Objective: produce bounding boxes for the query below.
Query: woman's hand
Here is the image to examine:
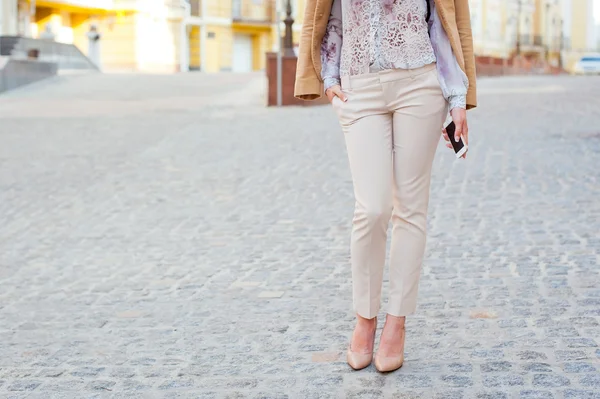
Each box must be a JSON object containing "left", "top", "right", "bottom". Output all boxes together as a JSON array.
[
  {"left": 442, "top": 108, "right": 469, "bottom": 159},
  {"left": 326, "top": 85, "right": 347, "bottom": 103}
]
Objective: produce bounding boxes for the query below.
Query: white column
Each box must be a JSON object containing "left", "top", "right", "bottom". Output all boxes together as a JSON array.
[
  {"left": 562, "top": 0, "right": 571, "bottom": 47},
  {"left": 0, "top": 0, "right": 4, "bottom": 36},
  {"left": 179, "top": 0, "right": 190, "bottom": 72},
  {"left": 585, "top": 0, "right": 596, "bottom": 49},
  {"left": 596, "top": 0, "right": 600, "bottom": 49},
  {"left": 276, "top": 0, "right": 282, "bottom": 106},
  {"left": 200, "top": 0, "right": 207, "bottom": 71},
  {"left": 2, "top": 0, "right": 21, "bottom": 36},
  {"left": 28, "top": 0, "right": 36, "bottom": 37}
]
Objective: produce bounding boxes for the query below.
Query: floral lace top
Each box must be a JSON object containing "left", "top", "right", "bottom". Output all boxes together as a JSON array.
[{"left": 321, "top": 0, "right": 467, "bottom": 110}]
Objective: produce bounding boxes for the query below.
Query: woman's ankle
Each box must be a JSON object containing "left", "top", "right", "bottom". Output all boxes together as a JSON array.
[
  {"left": 385, "top": 314, "right": 406, "bottom": 329},
  {"left": 356, "top": 314, "right": 377, "bottom": 329}
]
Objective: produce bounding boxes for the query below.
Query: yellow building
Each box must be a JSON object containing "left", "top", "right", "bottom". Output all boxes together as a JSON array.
[
  {"left": 18, "top": 0, "right": 188, "bottom": 72},
  {"left": 290, "top": 0, "right": 597, "bottom": 74},
  {"left": 469, "top": 0, "right": 599, "bottom": 70},
  {"left": 567, "top": 0, "right": 596, "bottom": 50},
  {"left": 470, "top": 0, "right": 543, "bottom": 59},
  {"left": 12, "top": 0, "right": 314, "bottom": 74},
  {"left": 12, "top": 0, "right": 288, "bottom": 73},
  {"left": 186, "top": 0, "right": 276, "bottom": 72},
  {"left": 533, "top": 0, "right": 564, "bottom": 66},
  {"left": 560, "top": 0, "right": 597, "bottom": 71}
]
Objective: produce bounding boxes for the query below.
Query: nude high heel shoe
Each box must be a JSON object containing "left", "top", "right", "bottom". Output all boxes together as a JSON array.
[
  {"left": 346, "top": 318, "right": 377, "bottom": 370},
  {"left": 374, "top": 326, "right": 405, "bottom": 373}
]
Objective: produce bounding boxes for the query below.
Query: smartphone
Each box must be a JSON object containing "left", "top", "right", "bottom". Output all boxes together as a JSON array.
[{"left": 445, "top": 121, "right": 468, "bottom": 159}]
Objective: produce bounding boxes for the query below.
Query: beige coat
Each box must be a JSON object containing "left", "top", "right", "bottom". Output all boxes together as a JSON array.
[{"left": 294, "top": 0, "right": 477, "bottom": 109}]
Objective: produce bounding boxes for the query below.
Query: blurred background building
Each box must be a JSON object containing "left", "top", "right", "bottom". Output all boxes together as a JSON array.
[
  {"left": 3, "top": 0, "right": 190, "bottom": 72},
  {"left": 465, "top": 0, "right": 598, "bottom": 73},
  {"left": 185, "top": 0, "right": 279, "bottom": 72},
  {"left": 1, "top": 0, "right": 283, "bottom": 72},
  {"left": 0, "top": 0, "right": 599, "bottom": 74}
]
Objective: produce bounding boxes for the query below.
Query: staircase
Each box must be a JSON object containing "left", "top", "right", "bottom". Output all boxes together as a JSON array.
[{"left": 0, "top": 36, "right": 98, "bottom": 93}]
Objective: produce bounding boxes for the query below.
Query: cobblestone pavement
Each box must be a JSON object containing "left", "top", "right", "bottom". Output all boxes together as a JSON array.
[{"left": 0, "top": 72, "right": 599, "bottom": 399}]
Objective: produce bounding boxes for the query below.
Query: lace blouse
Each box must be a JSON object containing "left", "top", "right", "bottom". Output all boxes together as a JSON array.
[{"left": 321, "top": 0, "right": 468, "bottom": 110}]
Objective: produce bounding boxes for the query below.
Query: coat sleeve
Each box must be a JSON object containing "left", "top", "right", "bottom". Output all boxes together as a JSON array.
[
  {"left": 454, "top": 0, "right": 477, "bottom": 109},
  {"left": 294, "top": 0, "right": 323, "bottom": 100},
  {"left": 320, "top": 0, "right": 343, "bottom": 92}
]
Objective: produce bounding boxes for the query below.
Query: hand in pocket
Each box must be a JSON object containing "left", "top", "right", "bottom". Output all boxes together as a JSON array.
[{"left": 326, "top": 85, "right": 347, "bottom": 103}]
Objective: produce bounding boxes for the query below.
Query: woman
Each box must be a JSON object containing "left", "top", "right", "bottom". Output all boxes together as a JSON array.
[{"left": 295, "top": 0, "right": 477, "bottom": 372}]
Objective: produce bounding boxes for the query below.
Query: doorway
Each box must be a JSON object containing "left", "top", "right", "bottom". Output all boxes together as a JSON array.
[{"left": 232, "top": 33, "right": 253, "bottom": 72}]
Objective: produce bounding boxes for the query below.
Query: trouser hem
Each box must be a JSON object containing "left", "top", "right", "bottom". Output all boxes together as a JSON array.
[
  {"left": 354, "top": 305, "right": 380, "bottom": 320},
  {"left": 386, "top": 305, "right": 417, "bottom": 318}
]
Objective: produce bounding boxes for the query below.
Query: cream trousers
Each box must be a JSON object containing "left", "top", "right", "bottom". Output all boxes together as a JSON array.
[{"left": 332, "top": 63, "right": 448, "bottom": 319}]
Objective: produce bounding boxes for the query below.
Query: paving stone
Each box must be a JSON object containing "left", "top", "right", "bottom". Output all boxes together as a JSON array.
[
  {"left": 222, "top": 393, "right": 250, "bottom": 399},
  {"left": 3, "top": 394, "right": 42, "bottom": 399},
  {"left": 473, "top": 391, "right": 508, "bottom": 399},
  {"left": 475, "top": 393, "right": 507, "bottom": 399},
  {"left": 470, "top": 350, "right": 504, "bottom": 360},
  {"left": 402, "top": 362, "right": 443, "bottom": 373},
  {"left": 433, "top": 391, "right": 464, "bottom": 399},
  {"left": 107, "top": 393, "right": 150, "bottom": 399},
  {"left": 391, "top": 375, "right": 433, "bottom": 388},
  {"left": 295, "top": 390, "right": 336, "bottom": 399},
  {"left": 345, "top": 389, "right": 384, "bottom": 399},
  {"left": 482, "top": 375, "right": 525, "bottom": 387},
  {"left": 517, "top": 351, "right": 548, "bottom": 361},
  {"left": 519, "top": 391, "right": 554, "bottom": 399},
  {"left": 545, "top": 327, "right": 580, "bottom": 338},
  {"left": 563, "top": 390, "right": 600, "bottom": 399},
  {"left": 563, "top": 363, "right": 597, "bottom": 373},
  {"left": 532, "top": 374, "right": 571, "bottom": 387},
  {"left": 109, "top": 368, "right": 136, "bottom": 378},
  {"left": 481, "top": 361, "right": 513, "bottom": 372},
  {"left": 555, "top": 351, "right": 589, "bottom": 361},
  {"left": 41, "top": 379, "right": 86, "bottom": 391},
  {"left": 564, "top": 338, "right": 598, "bottom": 348},
  {"left": 6, "top": 380, "right": 42, "bottom": 391},
  {"left": 498, "top": 319, "right": 528, "bottom": 328},
  {"left": 448, "top": 363, "right": 473, "bottom": 373},
  {"left": 35, "top": 369, "right": 65, "bottom": 378},
  {"left": 522, "top": 363, "right": 553, "bottom": 372},
  {"left": 577, "top": 298, "right": 600, "bottom": 307},
  {"left": 120, "top": 379, "right": 154, "bottom": 391},
  {"left": 0, "top": 370, "right": 36, "bottom": 379},
  {"left": 69, "top": 367, "right": 105, "bottom": 378},
  {"left": 569, "top": 317, "right": 599, "bottom": 327},
  {"left": 440, "top": 375, "right": 473, "bottom": 387},
  {"left": 387, "top": 392, "right": 426, "bottom": 399},
  {"left": 157, "top": 379, "right": 195, "bottom": 390},
  {"left": 579, "top": 373, "right": 600, "bottom": 388},
  {"left": 251, "top": 393, "right": 289, "bottom": 399},
  {"left": 86, "top": 380, "right": 117, "bottom": 391}
]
